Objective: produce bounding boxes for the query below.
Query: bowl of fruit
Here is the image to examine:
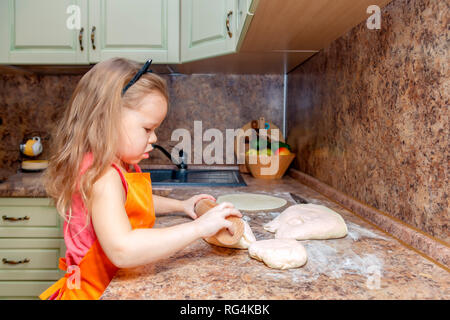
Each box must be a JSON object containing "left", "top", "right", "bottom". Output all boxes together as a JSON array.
[{"left": 245, "top": 139, "right": 295, "bottom": 179}]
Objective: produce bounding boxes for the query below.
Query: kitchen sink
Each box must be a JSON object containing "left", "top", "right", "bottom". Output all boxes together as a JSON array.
[{"left": 142, "top": 169, "right": 247, "bottom": 187}]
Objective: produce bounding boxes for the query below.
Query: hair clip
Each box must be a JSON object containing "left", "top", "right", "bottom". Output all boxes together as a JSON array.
[{"left": 121, "top": 59, "right": 153, "bottom": 96}]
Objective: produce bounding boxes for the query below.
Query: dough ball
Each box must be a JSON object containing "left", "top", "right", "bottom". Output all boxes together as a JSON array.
[
  {"left": 248, "top": 239, "right": 307, "bottom": 270},
  {"left": 204, "top": 220, "right": 256, "bottom": 249},
  {"left": 264, "top": 204, "right": 348, "bottom": 240},
  {"left": 216, "top": 193, "right": 287, "bottom": 211}
]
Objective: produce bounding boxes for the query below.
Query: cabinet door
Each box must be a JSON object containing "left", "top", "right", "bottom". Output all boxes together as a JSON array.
[
  {"left": 235, "top": 0, "right": 259, "bottom": 51},
  {"left": 0, "top": 0, "right": 89, "bottom": 64},
  {"left": 0, "top": 238, "right": 66, "bottom": 280},
  {"left": 0, "top": 281, "right": 56, "bottom": 299},
  {"left": 0, "top": 198, "right": 64, "bottom": 238},
  {"left": 89, "top": 0, "right": 179, "bottom": 64},
  {"left": 181, "top": 0, "right": 237, "bottom": 63}
]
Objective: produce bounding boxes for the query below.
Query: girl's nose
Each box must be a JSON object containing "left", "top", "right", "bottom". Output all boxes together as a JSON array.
[{"left": 149, "top": 132, "right": 157, "bottom": 144}]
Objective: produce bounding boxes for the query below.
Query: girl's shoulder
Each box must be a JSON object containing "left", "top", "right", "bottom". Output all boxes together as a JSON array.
[
  {"left": 79, "top": 152, "right": 128, "bottom": 199},
  {"left": 92, "top": 166, "right": 127, "bottom": 203}
]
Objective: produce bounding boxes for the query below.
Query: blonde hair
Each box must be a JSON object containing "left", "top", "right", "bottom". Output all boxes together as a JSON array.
[{"left": 44, "top": 57, "right": 168, "bottom": 226}]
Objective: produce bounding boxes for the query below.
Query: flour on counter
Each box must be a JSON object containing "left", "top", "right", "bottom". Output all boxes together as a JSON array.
[
  {"left": 346, "top": 222, "right": 390, "bottom": 241},
  {"left": 299, "top": 241, "right": 384, "bottom": 281},
  {"left": 269, "top": 212, "right": 281, "bottom": 218}
]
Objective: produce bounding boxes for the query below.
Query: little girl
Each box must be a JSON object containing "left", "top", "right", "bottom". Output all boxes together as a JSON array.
[{"left": 39, "top": 57, "right": 241, "bottom": 300}]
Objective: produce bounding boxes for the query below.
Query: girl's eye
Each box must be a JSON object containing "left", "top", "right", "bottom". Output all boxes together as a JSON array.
[{"left": 145, "top": 128, "right": 152, "bottom": 133}]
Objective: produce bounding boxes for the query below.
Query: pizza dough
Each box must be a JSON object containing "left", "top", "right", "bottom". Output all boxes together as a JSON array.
[
  {"left": 248, "top": 239, "right": 307, "bottom": 269},
  {"left": 204, "top": 220, "right": 256, "bottom": 249},
  {"left": 216, "top": 193, "right": 287, "bottom": 211},
  {"left": 264, "top": 204, "right": 348, "bottom": 240}
]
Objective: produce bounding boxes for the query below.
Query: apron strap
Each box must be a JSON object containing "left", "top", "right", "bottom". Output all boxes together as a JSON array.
[
  {"left": 59, "top": 257, "right": 67, "bottom": 271},
  {"left": 39, "top": 277, "right": 66, "bottom": 300},
  {"left": 111, "top": 163, "right": 129, "bottom": 195}
]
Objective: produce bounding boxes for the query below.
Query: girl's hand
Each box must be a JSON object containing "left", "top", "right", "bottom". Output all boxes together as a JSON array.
[
  {"left": 182, "top": 194, "right": 216, "bottom": 219},
  {"left": 193, "top": 202, "right": 242, "bottom": 238}
]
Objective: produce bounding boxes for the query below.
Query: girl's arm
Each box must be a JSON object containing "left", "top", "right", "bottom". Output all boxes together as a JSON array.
[
  {"left": 153, "top": 193, "right": 216, "bottom": 218},
  {"left": 91, "top": 167, "right": 240, "bottom": 268},
  {"left": 152, "top": 194, "right": 184, "bottom": 214}
]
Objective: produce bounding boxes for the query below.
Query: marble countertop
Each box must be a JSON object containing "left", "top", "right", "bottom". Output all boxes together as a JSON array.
[
  {"left": 102, "top": 174, "right": 449, "bottom": 299},
  {"left": 1, "top": 170, "right": 448, "bottom": 299}
]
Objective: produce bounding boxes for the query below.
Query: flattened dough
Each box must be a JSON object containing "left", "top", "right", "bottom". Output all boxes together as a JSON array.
[
  {"left": 204, "top": 220, "right": 256, "bottom": 249},
  {"left": 248, "top": 239, "right": 307, "bottom": 269},
  {"left": 264, "top": 204, "right": 348, "bottom": 240},
  {"left": 216, "top": 193, "right": 287, "bottom": 211}
]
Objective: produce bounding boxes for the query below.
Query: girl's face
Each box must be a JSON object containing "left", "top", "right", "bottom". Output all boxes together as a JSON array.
[{"left": 117, "top": 92, "right": 168, "bottom": 165}]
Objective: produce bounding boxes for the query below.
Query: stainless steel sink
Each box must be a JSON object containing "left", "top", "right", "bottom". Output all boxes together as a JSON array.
[{"left": 142, "top": 169, "right": 247, "bottom": 187}]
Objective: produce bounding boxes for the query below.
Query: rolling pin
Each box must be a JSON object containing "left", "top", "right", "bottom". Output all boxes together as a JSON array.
[{"left": 194, "top": 199, "right": 245, "bottom": 246}]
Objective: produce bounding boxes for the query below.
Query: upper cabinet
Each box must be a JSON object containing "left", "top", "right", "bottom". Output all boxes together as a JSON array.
[
  {"left": 0, "top": 0, "right": 89, "bottom": 64},
  {"left": 0, "top": 0, "right": 180, "bottom": 64},
  {"left": 88, "top": 0, "right": 179, "bottom": 64},
  {"left": 235, "top": 0, "right": 258, "bottom": 51},
  {"left": 181, "top": 0, "right": 235, "bottom": 63},
  {"left": 180, "top": 0, "right": 257, "bottom": 63},
  {"left": 0, "top": 0, "right": 258, "bottom": 65}
]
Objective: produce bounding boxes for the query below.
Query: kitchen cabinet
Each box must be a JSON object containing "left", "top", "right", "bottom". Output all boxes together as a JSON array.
[
  {"left": 181, "top": 0, "right": 258, "bottom": 63},
  {"left": 88, "top": 0, "right": 179, "bottom": 64},
  {"left": 235, "top": 0, "right": 258, "bottom": 51},
  {"left": 0, "top": 0, "right": 180, "bottom": 64},
  {"left": 0, "top": 0, "right": 258, "bottom": 66},
  {"left": 0, "top": 198, "right": 65, "bottom": 300},
  {"left": 0, "top": 0, "right": 89, "bottom": 64}
]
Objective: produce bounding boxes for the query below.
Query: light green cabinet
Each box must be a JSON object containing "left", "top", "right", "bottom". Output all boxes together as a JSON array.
[
  {"left": 0, "top": 197, "right": 64, "bottom": 238},
  {"left": 0, "top": 198, "right": 66, "bottom": 300},
  {"left": 0, "top": 0, "right": 180, "bottom": 64},
  {"left": 181, "top": 0, "right": 258, "bottom": 63},
  {"left": 236, "top": 0, "right": 258, "bottom": 51},
  {"left": 0, "top": 0, "right": 258, "bottom": 65},
  {"left": 0, "top": 0, "right": 89, "bottom": 64},
  {"left": 181, "top": 0, "right": 236, "bottom": 63},
  {"left": 88, "top": 0, "right": 180, "bottom": 64},
  {"left": 0, "top": 281, "right": 58, "bottom": 300}
]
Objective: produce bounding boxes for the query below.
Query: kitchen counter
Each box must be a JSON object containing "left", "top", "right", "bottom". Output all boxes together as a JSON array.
[
  {"left": 1, "top": 170, "right": 448, "bottom": 299},
  {"left": 0, "top": 169, "right": 173, "bottom": 197},
  {"left": 100, "top": 173, "right": 449, "bottom": 300}
]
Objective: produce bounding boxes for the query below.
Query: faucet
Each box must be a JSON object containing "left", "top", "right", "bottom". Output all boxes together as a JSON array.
[{"left": 151, "top": 144, "right": 188, "bottom": 170}]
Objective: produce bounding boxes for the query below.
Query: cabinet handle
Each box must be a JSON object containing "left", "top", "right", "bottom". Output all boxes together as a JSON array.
[
  {"left": 79, "top": 27, "right": 84, "bottom": 51},
  {"left": 226, "top": 11, "right": 233, "bottom": 38},
  {"left": 91, "top": 26, "right": 96, "bottom": 50},
  {"left": 2, "top": 258, "right": 31, "bottom": 265},
  {"left": 2, "top": 215, "right": 30, "bottom": 221}
]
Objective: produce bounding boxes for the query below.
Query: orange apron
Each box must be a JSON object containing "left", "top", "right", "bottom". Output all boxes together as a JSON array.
[{"left": 39, "top": 164, "right": 155, "bottom": 300}]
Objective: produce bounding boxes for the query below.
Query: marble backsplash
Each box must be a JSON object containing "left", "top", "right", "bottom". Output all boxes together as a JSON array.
[
  {"left": 286, "top": 0, "right": 449, "bottom": 243},
  {"left": 0, "top": 72, "right": 284, "bottom": 180}
]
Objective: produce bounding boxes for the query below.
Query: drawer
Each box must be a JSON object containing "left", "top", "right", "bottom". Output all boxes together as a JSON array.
[
  {"left": 0, "top": 269, "right": 63, "bottom": 281},
  {"left": 0, "top": 198, "right": 64, "bottom": 238},
  {"left": 0, "top": 249, "right": 60, "bottom": 269},
  {"left": 0, "top": 239, "right": 66, "bottom": 280},
  {"left": 0, "top": 281, "right": 56, "bottom": 298}
]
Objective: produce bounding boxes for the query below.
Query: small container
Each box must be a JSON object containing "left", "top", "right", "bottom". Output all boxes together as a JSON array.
[{"left": 245, "top": 154, "right": 295, "bottom": 179}]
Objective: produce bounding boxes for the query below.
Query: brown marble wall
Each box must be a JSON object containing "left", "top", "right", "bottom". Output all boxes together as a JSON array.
[
  {"left": 148, "top": 74, "right": 284, "bottom": 166},
  {"left": 286, "top": 0, "right": 449, "bottom": 243},
  {"left": 0, "top": 73, "right": 80, "bottom": 180},
  {"left": 0, "top": 72, "right": 283, "bottom": 179}
]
